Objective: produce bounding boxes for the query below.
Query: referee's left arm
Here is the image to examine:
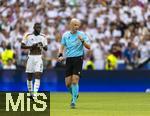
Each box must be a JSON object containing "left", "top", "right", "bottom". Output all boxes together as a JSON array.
[
  {"left": 82, "top": 40, "right": 90, "bottom": 49},
  {"left": 78, "top": 35, "right": 90, "bottom": 49}
]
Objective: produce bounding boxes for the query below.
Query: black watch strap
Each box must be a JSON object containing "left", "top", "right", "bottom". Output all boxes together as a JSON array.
[{"left": 81, "top": 40, "right": 85, "bottom": 44}]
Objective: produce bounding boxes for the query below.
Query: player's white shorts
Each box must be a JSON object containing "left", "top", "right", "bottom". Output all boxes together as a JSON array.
[{"left": 26, "top": 55, "right": 43, "bottom": 73}]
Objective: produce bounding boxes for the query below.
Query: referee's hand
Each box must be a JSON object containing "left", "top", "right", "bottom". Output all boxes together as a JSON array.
[{"left": 78, "top": 35, "right": 83, "bottom": 41}]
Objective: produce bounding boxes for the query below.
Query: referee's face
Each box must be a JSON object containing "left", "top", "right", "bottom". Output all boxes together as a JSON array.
[{"left": 70, "top": 20, "right": 81, "bottom": 33}]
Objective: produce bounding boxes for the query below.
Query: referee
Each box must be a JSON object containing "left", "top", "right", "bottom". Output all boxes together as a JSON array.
[{"left": 58, "top": 18, "right": 90, "bottom": 108}]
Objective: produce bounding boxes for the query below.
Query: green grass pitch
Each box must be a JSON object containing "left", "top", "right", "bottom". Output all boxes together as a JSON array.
[
  {"left": 50, "top": 92, "right": 150, "bottom": 116},
  {"left": 1, "top": 92, "right": 150, "bottom": 116}
]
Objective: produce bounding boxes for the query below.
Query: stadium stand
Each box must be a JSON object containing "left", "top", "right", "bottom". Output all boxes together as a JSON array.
[{"left": 0, "top": 0, "right": 149, "bottom": 70}]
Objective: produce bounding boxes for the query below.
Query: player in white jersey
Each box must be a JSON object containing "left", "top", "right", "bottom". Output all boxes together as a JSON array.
[{"left": 21, "top": 23, "right": 48, "bottom": 100}]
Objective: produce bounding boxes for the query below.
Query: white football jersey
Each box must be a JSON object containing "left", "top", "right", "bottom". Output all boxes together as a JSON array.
[{"left": 22, "top": 33, "right": 47, "bottom": 47}]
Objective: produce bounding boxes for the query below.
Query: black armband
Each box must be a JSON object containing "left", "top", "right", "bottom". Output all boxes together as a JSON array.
[
  {"left": 81, "top": 40, "right": 85, "bottom": 44},
  {"left": 58, "top": 53, "right": 63, "bottom": 57}
]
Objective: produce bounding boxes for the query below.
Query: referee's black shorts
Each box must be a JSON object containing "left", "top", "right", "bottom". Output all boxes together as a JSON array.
[{"left": 65, "top": 56, "right": 83, "bottom": 77}]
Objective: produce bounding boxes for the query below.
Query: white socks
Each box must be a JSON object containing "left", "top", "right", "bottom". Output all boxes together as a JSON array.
[
  {"left": 27, "top": 79, "right": 40, "bottom": 97},
  {"left": 33, "top": 79, "right": 40, "bottom": 97},
  {"left": 27, "top": 80, "right": 33, "bottom": 95}
]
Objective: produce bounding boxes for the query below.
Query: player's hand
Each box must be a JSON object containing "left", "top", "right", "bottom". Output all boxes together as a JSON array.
[
  {"left": 31, "top": 42, "right": 43, "bottom": 49},
  {"left": 37, "top": 42, "right": 43, "bottom": 47},
  {"left": 58, "top": 56, "right": 64, "bottom": 62},
  {"left": 31, "top": 43, "right": 38, "bottom": 48}
]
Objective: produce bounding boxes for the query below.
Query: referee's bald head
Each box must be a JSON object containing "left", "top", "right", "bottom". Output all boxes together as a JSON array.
[
  {"left": 69, "top": 18, "right": 81, "bottom": 33},
  {"left": 70, "top": 18, "right": 81, "bottom": 25}
]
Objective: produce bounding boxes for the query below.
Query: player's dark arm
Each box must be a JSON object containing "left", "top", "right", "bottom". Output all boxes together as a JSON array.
[
  {"left": 21, "top": 43, "right": 32, "bottom": 49},
  {"left": 21, "top": 43, "right": 39, "bottom": 50}
]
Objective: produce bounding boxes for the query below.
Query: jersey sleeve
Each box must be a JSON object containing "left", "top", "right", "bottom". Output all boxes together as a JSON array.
[{"left": 61, "top": 33, "right": 66, "bottom": 46}]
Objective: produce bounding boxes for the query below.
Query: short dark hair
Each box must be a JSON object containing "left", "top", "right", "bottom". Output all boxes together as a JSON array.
[
  {"left": 34, "top": 22, "right": 41, "bottom": 26},
  {"left": 34, "top": 23, "right": 41, "bottom": 28}
]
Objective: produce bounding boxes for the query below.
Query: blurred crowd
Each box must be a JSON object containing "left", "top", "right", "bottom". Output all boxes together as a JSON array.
[{"left": 0, "top": 0, "right": 150, "bottom": 70}]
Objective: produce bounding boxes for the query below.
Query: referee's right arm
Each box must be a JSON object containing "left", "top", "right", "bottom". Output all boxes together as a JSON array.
[
  {"left": 59, "top": 45, "right": 64, "bottom": 55},
  {"left": 58, "top": 45, "right": 65, "bottom": 62}
]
